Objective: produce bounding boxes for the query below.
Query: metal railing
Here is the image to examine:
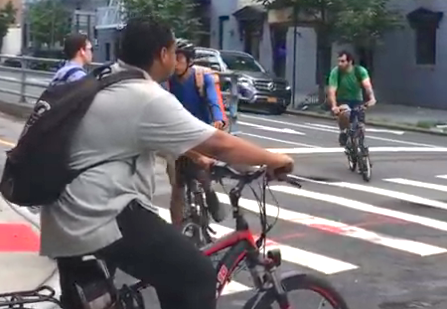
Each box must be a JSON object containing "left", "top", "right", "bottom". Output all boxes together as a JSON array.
[{"left": 0, "top": 54, "right": 240, "bottom": 134}]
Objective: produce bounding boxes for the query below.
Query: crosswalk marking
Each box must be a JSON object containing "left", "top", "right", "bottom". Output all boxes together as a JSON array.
[
  {"left": 437, "top": 175, "right": 447, "bottom": 179},
  {"left": 240, "top": 114, "right": 438, "bottom": 147},
  {"left": 205, "top": 221, "right": 358, "bottom": 274},
  {"left": 267, "top": 147, "right": 447, "bottom": 154},
  {"left": 156, "top": 206, "right": 358, "bottom": 275},
  {"left": 215, "top": 193, "right": 447, "bottom": 256},
  {"left": 269, "top": 185, "right": 447, "bottom": 232},
  {"left": 384, "top": 178, "right": 447, "bottom": 192},
  {"left": 329, "top": 182, "right": 447, "bottom": 211}
]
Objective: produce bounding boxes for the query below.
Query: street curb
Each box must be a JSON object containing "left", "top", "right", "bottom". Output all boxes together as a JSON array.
[
  {"left": 285, "top": 110, "right": 447, "bottom": 136},
  {"left": 0, "top": 100, "right": 33, "bottom": 119},
  {"left": 5, "top": 200, "right": 60, "bottom": 309}
]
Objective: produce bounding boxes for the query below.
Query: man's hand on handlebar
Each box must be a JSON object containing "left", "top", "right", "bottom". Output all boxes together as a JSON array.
[
  {"left": 267, "top": 154, "right": 294, "bottom": 180},
  {"left": 331, "top": 105, "right": 340, "bottom": 115}
]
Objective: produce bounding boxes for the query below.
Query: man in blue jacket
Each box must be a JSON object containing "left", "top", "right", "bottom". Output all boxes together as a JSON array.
[{"left": 165, "top": 38, "right": 226, "bottom": 228}]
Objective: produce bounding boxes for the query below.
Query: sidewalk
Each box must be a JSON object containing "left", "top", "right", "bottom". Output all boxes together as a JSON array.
[
  {"left": 289, "top": 102, "right": 447, "bottom": 134},
  {"left": 0, "top": 198, "right": 55, "bottom": 294},
  {"left": 0, "top": 155, "right": 171, "bottom": 298}
]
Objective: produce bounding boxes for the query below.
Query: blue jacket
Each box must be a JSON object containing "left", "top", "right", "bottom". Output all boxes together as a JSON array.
[{"left": 168, "top": 69, "right": 223, "bottom": 124}]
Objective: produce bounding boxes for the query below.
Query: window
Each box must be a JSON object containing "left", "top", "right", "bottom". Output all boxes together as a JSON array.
[
  {"left": 218, "top": 16, "right": 229, "bottom": 50},
  {"left": 407, "top": 7, "right": 444, "bottom": 66},
  {"left": 105, "top": 43, "right": 110, "bottom": 61},
  {"left": 415, "top": 25, "right": 436, "bottom": 65},
  {"left": 220, "top": 52, "right": 265, "bottom": 72}
]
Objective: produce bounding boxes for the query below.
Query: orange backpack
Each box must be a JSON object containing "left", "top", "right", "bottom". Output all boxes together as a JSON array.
[{"left": 166, "top": 67, "right": 228, "bottom": 124}]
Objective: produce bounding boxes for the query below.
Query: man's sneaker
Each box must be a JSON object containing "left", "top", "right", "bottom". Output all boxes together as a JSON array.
[
  {"left": 205, "top": 189, "right": 226, "bottom": 223},
  {"left": 339, "top": 132, "right": 348, "bottom": 146}
]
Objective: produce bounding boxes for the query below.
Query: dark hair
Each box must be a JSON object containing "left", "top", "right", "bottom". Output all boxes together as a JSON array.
[
  {"left": 338, "top": 50, "right": 355, "bottom": 63},
  {"left": 118, "top": 16, "right": 175, "bottom": 69},
  {"left": 63, "top": 33, "right": 89, "bottom": 59}
]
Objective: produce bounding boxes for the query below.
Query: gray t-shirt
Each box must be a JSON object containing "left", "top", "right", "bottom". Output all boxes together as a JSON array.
[{"left": 40, "top": 62, "right": 216, "bottom": 258}]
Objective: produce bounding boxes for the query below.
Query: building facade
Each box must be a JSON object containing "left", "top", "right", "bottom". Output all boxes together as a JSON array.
[{"left": 210, "top": 0, "right": 447, "bottom": 109}]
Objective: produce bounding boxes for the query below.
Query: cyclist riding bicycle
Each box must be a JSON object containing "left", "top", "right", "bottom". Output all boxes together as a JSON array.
[
  {"left": 40, "top": 17, "right": 294, "bottom": 309},
  {"left": 327, "top": 51, "right": 376, "bottom": 148},
  {"left": 164, "top": 38, "right": 227, "bottom": 226}
]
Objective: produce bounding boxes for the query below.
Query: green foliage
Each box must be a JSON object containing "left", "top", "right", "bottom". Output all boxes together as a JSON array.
[
  {"left": 122, "top": 0, "right": 201, "bottom": 40},
  {"left": 0, "top": 0, "right": 17, "bottom": 50},
  {"left": 28, "top": 0, "right": 71, "bottom": 48},
  {"left": 334, "top": 0, "right": 402, "bottom": 48},
  {"left": 258, "top": 0, "right": 402, "bottom": 47}
]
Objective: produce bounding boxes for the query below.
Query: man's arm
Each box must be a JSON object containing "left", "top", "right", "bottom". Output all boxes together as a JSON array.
[
  {"left": 358, "top": 67, "right": 376, "bottom": 106},
  {"left": 327, "top": 68, "right": 339, "bottom": 111},
  {"left": 204, "top": 73, "right": 224, "bottom": 125},
  {"left": 138, "top": 90, "right": 292, "bottom": 172}
]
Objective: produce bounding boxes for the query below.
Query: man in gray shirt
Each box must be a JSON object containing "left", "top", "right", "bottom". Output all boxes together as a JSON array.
[{"left": 42, "top": 16, "right": 294, "bottom": 309}]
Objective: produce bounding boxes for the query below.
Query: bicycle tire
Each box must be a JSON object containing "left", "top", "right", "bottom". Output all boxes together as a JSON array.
[
  {"left": 243, "top": 273, "right": 349, "bottom": 309},
  {"left": 181, "top": 219, "right": 212, "bottom": 247},
  {"left": 360, "top": 155, "right": 372, "bottom": 182}
]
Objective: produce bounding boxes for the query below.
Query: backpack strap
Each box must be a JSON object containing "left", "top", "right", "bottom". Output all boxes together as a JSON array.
[
  {"left": 337, "top": 65, "right": 364, "bottom": 88},
  {"left": 194, "top": 69, "right": 205, "bottom": 97},
  {"left": 54, "top": 67, "right": 85, "bottom": 85},
  {"left": 354, "top": 65, "right": 364, "bottom": 85},
  {"left": 98, "top": 69, "right": 146, "bottom": 89}
]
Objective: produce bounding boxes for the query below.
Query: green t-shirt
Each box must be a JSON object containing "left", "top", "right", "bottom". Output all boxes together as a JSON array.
[{"left": 328, "top": 65, "right": 369, "bottom": 101}]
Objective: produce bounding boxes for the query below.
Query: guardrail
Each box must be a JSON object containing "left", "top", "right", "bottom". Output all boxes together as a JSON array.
[{"left": 0, "top": 55, "right": 240, "bottom": 133}]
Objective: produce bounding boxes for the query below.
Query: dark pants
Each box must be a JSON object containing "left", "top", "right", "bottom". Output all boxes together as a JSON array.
[{"left": 57, "top": 201, "right": 217, "bottom": 309}]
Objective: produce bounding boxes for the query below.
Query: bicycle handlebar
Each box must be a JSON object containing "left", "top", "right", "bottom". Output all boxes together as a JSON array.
[{"left": 210, "top": 161, "right": 301, "bottom": 188}]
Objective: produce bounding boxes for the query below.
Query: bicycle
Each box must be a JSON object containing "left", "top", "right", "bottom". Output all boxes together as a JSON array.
[
  {"left": 181, "top": 169, "right": 216, "bottom": 248},
  {"left": 344, "top": 104, "right": 372, "bottom": 182},
  {"left": 0, "top": 162, "right": 350, "bottom": 309}
]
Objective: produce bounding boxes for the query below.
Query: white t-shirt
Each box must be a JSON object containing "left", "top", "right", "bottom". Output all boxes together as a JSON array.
[{"left": 40, "top": 61, "right": 216, "bottom": 258}]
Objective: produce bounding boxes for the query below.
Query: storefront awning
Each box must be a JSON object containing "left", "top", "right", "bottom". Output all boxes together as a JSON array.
[{"left": 233, "top": 4, "right": 266, "bottom": 21}]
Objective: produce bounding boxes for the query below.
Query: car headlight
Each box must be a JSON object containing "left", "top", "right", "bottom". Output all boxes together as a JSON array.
[{"left": 238, "top": 77, "right": 253, "bottom": 88}]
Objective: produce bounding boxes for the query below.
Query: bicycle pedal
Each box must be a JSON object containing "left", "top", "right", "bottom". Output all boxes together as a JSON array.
[{"left": 207, "top": 226, "right": 216, "bottom": 235}]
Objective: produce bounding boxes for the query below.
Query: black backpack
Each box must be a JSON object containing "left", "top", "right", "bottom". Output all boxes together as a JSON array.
[{"left": 0, "top": 65, "right": 146, "bottom": 207}]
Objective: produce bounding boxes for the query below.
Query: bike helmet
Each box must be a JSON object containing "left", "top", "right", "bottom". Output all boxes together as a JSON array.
[{"left": 175, "top": 38, "right": 196, "bottom": 60}]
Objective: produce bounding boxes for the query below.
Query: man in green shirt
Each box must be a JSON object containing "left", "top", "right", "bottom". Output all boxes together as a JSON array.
[{"left": 327, "top": 51, "right": 376, "bottom": 146}]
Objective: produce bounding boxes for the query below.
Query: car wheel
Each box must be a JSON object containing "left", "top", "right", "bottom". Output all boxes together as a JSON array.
[{"left": 270, "top": 105, "right": 287, "bottom": 115}]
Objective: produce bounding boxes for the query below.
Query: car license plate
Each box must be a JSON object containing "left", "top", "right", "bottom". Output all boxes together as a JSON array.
[{"left": 267, "top": 97, "right": 277, "bottom": 103}]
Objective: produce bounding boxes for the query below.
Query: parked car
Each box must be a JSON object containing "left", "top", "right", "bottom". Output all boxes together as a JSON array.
[{"left": 195, "top": 47, "right": 291, "bottom": 115}]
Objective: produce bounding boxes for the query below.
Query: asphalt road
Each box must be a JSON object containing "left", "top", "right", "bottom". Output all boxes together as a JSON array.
[
  {"left": 114, "top": 114, "right": 447, "bottom": 309},
  {"left": 0, "top": 107, "right": 447, "bottom": 308}
]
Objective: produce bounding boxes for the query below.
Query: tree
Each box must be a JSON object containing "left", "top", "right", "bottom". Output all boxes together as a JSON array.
[
  {"left": 258, "top": 0, "right": 401, "bottom": 101},
  {"left": 333, "top": 0, "right": 402, "bottom": 74},
  {"left": 122, "top": 0, "right": 201, "bottom": 41},
  {"left": 0, "top": 0, "right": 17, "bottom": 52},
  {"left": 28, "top": 0, "right": 71, "bottom": 49}
]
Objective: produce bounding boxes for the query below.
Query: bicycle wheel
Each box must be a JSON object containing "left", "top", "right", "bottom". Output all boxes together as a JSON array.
[
  {"left": 345, "top": 139, "right": 357, "bottom": 172},
  {"left": 359, "top": 154, "right": 372, "bottom": 182},
  {"left": 181, "top": 219, "right": 211, "bottom": 247},
  {"left": 243, "top": 273, "right": 349, "bottom": 309}
]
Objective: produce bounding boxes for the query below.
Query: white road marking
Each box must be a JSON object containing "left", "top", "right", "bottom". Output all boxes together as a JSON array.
[
  {"left": 305, "top": 123, "right": 405, "bottom": 135},
  {"left": 156, "top": 206, "right": 358, "bottom": 275},
  {"left": 436, "top": 175, "right": 447, "bottom": 179},
  {"left": 268, "top": 185, "right": 447, "bottom": 232},
  {"left": 240, "top": 132, "right": 318, "bottom": 148},
  {"left": 215, "top": 193, "right": 447, "bottom": 256},
  {"left": 239, "top": 121, "right": 306, "bottom": 135},
  {"left": 329, "top": 182, "right": 447, "bottom": 211},
  {"left": 267, "top": 147, "right": 447, "bottom": 154},
  {"left": 384, "top": 178, "right": 447, "bottom": 192},
  {"left": 240, "top": 114, "right": 439, "bottom": 147}
]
